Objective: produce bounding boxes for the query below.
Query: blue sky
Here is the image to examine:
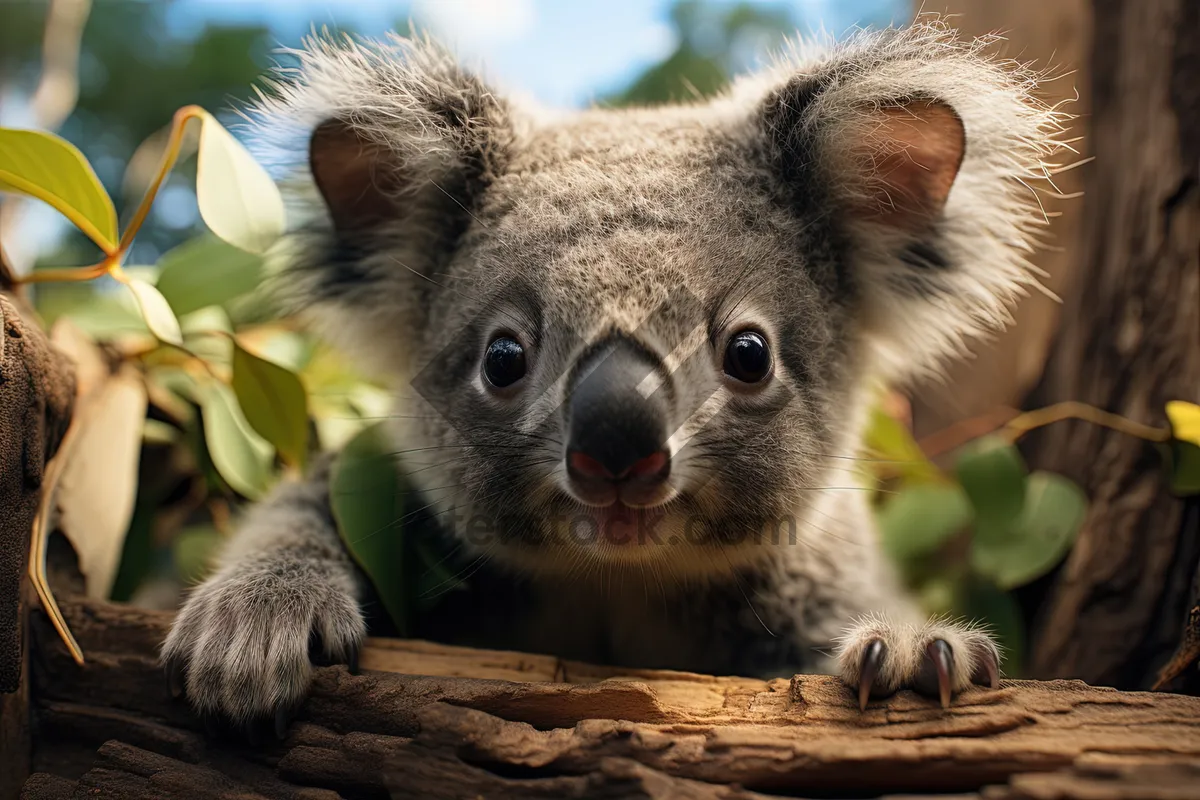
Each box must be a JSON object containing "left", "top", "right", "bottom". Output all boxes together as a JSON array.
[{"left": 168, "top": 0, "right": 907, "bottom": 108}]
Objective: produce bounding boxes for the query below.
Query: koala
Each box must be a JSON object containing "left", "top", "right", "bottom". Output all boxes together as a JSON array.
[{"left": 161, "top": 18, "right": 1068, "bottom": 734}]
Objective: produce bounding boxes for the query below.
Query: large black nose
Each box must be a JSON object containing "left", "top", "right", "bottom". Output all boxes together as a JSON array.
[{"left": 565, "top": 336, "right": 671, "bottom": 492}]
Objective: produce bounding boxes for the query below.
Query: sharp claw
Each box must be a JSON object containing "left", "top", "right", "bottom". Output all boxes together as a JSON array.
[
  {"left": 972, "top": 650, "right": 1000, "bottom": 689},
  {"left": 858, "top": 639, "right": 886, "bottom": 711},
  {"left": 920, "top": 639, "right": 954, "bottom": 709}
]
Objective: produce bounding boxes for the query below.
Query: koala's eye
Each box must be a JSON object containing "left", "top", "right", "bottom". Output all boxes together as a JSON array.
[
  {"left": 483, "top": 336, "right": 527, "bottom": 388},
  {"left": 723, "top": 330, "right": 772, "bottom": 384}
]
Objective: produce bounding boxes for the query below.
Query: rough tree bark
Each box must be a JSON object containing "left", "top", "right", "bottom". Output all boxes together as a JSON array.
[
  {"left": 0, "top": 288, "right": 75, "bottom": 797},
  {"left": 1021, "top": 0, "right": 1200, "bottom": 689},
  {"left": 19, "top": 594, "right": 1200, "bottom": 799}
]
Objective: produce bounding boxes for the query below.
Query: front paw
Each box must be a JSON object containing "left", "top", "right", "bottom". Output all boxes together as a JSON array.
[
  {"left": 161, "top": 557, "right": 365, "bottom": 736},
  {"left": 835, "top": 615, "right": 1000, "bottom": 710}
]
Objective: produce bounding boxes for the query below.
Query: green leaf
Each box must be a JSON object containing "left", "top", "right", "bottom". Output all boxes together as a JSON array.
[
  {"left": 126, "top": 279, "right": 183, "bottom": 346},
  {"left": 331, "top": 423, "right": 409, "bottom": 634},
  {"left": 180, "top": 305, "right": 233, "bottom": 337},
  {"left": 142, "top": 418, "right": 180, "bottom": 445},
  {"left": 155, "top": 235, "right": 265, "bottom": 316},
  {"left": 195, "top": 111, "right": 285, "bottom": 254},
  {"left": 1165, "top": 401, "right": 1200, "bottom": 496},
  {"left": 970, "top": 471, "right": 1086, "bottom": 590},
  {"left": 863, "top": 403, "right": 942, "bottom": 483},
  {"left": 173, "top": 525, "right": 222, "bottom": 585},
  {"left": 244, "top": 329, "right": 312, "bottom": 373},
  {"left": 915, "top": 575, "right": 963, "bottom": 618},
  {"left": 876, "top": 483, "right": 973, "bottom": 563},
  {"left": 1163, "top": 441, "right": 1200, "bottom": 497},
  {"left": 963, "top": 580, "right": 1025, "bottom": 677},
  {"left": 200, "top": 381, "right": 274, "bottom": 499},
  {"left": 0, "top": 127, "right": 119, "bottom": 253},
  {"left": 42, "top": 286, "right": 149, "bottom": 339},
  {"left": 956, "top": 436, "right": 1028, "bottom": 544},
  {"left": 231, "top": 340, "right": 310, "bottom": 468}
]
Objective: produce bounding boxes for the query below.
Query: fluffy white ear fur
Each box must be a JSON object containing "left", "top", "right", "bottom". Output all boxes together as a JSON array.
[{"left": 735, "top": 17, "right": 1075, "bottom": 382}]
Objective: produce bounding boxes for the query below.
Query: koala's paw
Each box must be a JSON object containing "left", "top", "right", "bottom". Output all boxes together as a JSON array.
[
  {"left": 161, "top": 557, "right": 365, "bottom": 739},
  {"left": 835, "top": 615, "right": 1000, "bottom": 710}
]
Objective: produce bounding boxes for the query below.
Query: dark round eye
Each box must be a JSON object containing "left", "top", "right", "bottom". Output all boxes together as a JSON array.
[
  {"left": 483, "top": 336, "right": 527, "bottom": 388},
  {"left": 723, "top": 330, "right": 772, "bottom": 383}
]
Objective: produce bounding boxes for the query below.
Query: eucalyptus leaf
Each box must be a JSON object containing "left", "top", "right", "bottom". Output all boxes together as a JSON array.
[
  {"left": 330, "top": 423, "right": 409, "bottom": 633},
  {"left": 173, "top": 525, "right": 222, "bottom": 585},
  {"left": 876, "top": 482, "right": 973, "bottom": 563},
  {"left": 956, "top": 436, "right": 1027, "bottom": 543},
  {"left": 200, "top": 381, "right": 274, "bottom": 499},
  {"left": 55, "top": 368, "right": 148, "bottom": 600},
  {"left": 231, "top": 339, "right": 310, "bottom": 468},
  {"left": 126, "top": 278, "right": 183, "bottom": 346},
  {"left": 970, "top": 471, "right": 1086, "bottom": 590},
  {"left": 156, "top": 235, "right": 265, "bottom": 316},
  {"left": 1164, "top": 441, "right": 1200, "bottom": 497},
  {"left": 1165, "top": 401, "right": 1200, "bottom": 496},
  {"left": 963, "top": 580, "right": 1024, "bottom": 677},
  {"left": 181, "top": 304, "right": 233, "bottom": 333},
  {"left": 239, "top": 329, "right": 312, "bottom": 372},
  {"left": 0, "top": 127, "right": 119, "bottom": 252},
  {"left": 863, "top": 403, "right": 942, "bottom": 483},
  {"left": 196, "top": 111, "right": 286, "bottom": 253}
]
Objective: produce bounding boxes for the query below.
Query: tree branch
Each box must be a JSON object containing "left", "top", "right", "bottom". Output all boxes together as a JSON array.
[{"left": 22, "top": 595, "right": 1200, "bottom": 799}]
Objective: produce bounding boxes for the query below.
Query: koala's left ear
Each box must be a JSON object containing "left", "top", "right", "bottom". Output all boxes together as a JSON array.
[{"left": 757, "top": 21, "right": 1070, "bottom": 378}]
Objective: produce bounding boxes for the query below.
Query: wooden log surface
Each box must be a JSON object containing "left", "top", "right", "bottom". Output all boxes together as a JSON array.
[{"left": 20, "top": 595, "right": 1200, "bottom": 799}]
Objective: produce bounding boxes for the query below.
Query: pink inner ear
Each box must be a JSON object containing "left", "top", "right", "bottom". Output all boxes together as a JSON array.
[
  {"left": 853, "top": 99, "right": 966, "bottom": 230},
  {"left": 309, "top": 120, "right": 400, "bottom": 232}
]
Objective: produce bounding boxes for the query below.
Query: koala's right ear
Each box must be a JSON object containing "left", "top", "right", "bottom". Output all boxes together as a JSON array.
[
  {"left": 284, "top": 34, "right": 512, "bottom": 239},
  {"left": 308, "top": 120, "right": 401, "bottom": 234},
  {"left": 250, "top": 33, "right": 514, "bottom": 369}
]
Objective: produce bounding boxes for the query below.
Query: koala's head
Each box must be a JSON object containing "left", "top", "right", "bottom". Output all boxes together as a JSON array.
[{"left": 254, "top": 20, "right": 1068, "bottom": 581}]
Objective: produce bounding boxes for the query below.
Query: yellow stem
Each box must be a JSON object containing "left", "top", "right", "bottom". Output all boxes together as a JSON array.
[
  {"left": 1000, "top": 401, "right": 1171, "bottom": 444},
  {"left": 16, "top": 104, "right": 207, "bottom": 287},
  {"left": 28, "top": 414, "right": 86, "bottom": 665},
  {"left": 18, "top": 258, "right": 112, "bottom": 284},
  {"left": 115, "top": 105, "right": 205, "bottom": 256}
]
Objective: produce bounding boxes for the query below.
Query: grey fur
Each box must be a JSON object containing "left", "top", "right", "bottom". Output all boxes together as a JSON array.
[{"left": 162, "top": 17, "right": 1071, "bottom": 723}]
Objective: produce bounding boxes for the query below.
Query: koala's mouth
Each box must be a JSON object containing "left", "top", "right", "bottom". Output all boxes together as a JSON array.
[
  {"left": 537, "top": 488, "right": 700, "bottom": 562},
  {"left": 581, "top": 502, "right": 671, "bottom": 549}
]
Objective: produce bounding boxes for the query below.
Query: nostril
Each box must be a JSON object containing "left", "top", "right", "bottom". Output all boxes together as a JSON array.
[
  {"left": 567, "top": 448, "right": 670, "bottom": 485},
  {"left": 568, "top": 450, "right": 615, "bottom": 480},
  {"left": 626, "top": 450, "right": 669, "bottom": 482}
]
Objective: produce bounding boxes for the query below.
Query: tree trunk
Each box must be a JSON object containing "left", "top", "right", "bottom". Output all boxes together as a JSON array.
[
  {"left": 0, "top": 292, "right": 75, "bottom": 797},
  {"left": 20, "top": 594, "right": 1200, "bottom": 800},
  {"left": 1021, "top": 0, "right": 1200, "bottom": 688}
]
